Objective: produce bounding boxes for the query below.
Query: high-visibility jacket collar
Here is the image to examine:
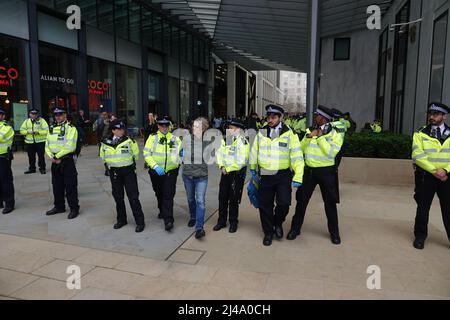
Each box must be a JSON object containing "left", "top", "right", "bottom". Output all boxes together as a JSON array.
[
  {"left": 420, "top": 124, "right": 450, "bottom": 143},
  {"left": 102, "top": 135, "right": 130, "bottom": 148}
]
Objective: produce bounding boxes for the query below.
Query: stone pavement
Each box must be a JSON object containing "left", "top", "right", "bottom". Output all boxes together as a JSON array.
[{"left": 0, "top": 143, "right": 449, "bottom": 300}]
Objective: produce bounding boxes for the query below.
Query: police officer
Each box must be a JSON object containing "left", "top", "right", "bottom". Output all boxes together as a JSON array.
[
  {"left": 20, "top": 108, "right": 49, "bottom": 174},
  {"left": 250, "top": 105, "right": 304, "bottom": 246},
  {"left": 143, "top": 116, "right": 182, "bottom": 231},
  {"left": 0, "top": 108, "right": 15, "bottom": 214},
  {"left": 45, "top": 107, "right": 80, "bottom": 219},
  {"left": 214, "top": 119, "right": 250, "bottom": 233},
  {"left": 100, "top": 120, "right": 145, "bottom": 233},
  {"left": 287, "top": 105, "right": 344, "bottom": 245},
  {"left": 411, "top": 102, "right": 450, "bottom": 250}
]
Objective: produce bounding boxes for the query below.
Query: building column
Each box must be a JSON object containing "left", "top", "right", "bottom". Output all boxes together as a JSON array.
[
  {"left": 162, "top": 55, "right": 169, "bottom": 116},
  {"left": 77, "top": 22, "right": 88, "bottom": 116},
  {"left": 141, "top": 46, "right": 149, "bottom": 119},
  {"left": 227, "top": 61, "right": 236, "bottom": 117},
  {"left": 27, "top": 1, "right": 41, "bottom": 112},
  {"left": 306, "top": 0, "right": 320, "bottom": 127}
]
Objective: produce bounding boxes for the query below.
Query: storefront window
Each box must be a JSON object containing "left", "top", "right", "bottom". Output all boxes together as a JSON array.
[
  {"left": 87, "top": 56, "right": 114, "bottom": 120},
  {"left": 39, "top": 44, "right": 78, "bottom": 118},
  {"left": 149, "top": 71, "right": 162, "bottom": 115},
  {"left": 168, "top": 77, "right": 179, "bottom": 123},
  {"left": 116, "top": 64, "right": 141, "bottom": 128},
  {"left": 180, "top": 79, "right": 191, "bottom": 124},
  {"left": 0, "top": 34, "right": 30, "bottom": 128}
]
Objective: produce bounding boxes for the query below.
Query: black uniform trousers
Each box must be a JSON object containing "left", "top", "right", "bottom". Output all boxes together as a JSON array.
[
  {"left": 290, "top": 166, "right": 340, "bottom": 237},
  {"left": 110, "top": 166, "right": 145, "bottom": 226},
  {"left": 149, "top": 168, "right": 178, "bottom": 224},
  {"left": 218, "top": 167, "right": 246, "bottom": 226},
  {"left": 258, "top": 170, "right": 293, "bottom": 236},
  {"left": 414, "top": 168, "right": 450, "bottom": 242},
  {"left": 26, "top": 142, "right": 46, "bottom": 171},
  {"left": 51, "top": 156, "right": 79, "bottom": 210},
  {"left": 0, "top": 157, "right": 15, "bottom": 206}
]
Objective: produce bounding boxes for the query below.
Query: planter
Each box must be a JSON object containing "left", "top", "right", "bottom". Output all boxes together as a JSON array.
[{"left": 339, "top": 157, "right": 414, "bottom": 186}]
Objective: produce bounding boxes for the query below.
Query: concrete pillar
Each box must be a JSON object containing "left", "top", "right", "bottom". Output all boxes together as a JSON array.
[
  {"left": 307, "top": 0, "right": 320, "bottom": 127},
  {"left": 227, "top": 61, "right": 236, "bottom": 117}
]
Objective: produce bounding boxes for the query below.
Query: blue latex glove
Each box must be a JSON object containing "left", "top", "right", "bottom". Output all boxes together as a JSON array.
[
  {"left": 250, "top": 170, "right": 258, "bottom": 180},
  {"left": 154, "top": 165, "right": 165, "bottom": 176},
  {"left": 292, "top": 182, "right": 302, "bottom": 188},
  {"left": 247, "top": 181, "right": 259, "bottom": 209},
  {"left": 179, "top": 149, "right": 184, "bottom": 158}
]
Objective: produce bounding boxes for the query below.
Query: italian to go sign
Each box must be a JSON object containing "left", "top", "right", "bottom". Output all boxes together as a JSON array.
[{"left": 41, "top": 75, "right": 75, "bottom": 85}]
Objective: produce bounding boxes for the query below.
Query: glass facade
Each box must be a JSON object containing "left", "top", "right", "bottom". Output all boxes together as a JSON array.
[
  {"left": 116, "top": 65, "right": 141, "bottom": 128},
  {"left": 17, "top": 0, "right": 212, "bottom": 129},
  {"left": 39, "top": 44, "right": 78, "bottom": 116},
  {"left": 429, "top": 12, "right": 448, "bottom": 103},
  {"left": 0, "top": 34, "right": 30, "bottom": 119},
  {"left": 87, "top": 56, "right": 115, "bottom": 118}
]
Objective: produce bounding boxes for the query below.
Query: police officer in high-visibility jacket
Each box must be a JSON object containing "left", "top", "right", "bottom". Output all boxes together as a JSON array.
[
  {"left": 45, "top": 107, "right": 80, "bottom": 219},
  {"left": 214, "top": 119, "right": 250, "bottom": 233},
  {"left": 411, "top": 102, "right": 450, "bottom": 250},
  {"left": 0, "top": 108, "right": 15, "bottom": 214},
  {"left": 250, "top": 105, "right": 304, "bottom": 246},
  {"left": 143, "top": 116, "right": 182, "bottom": 231},
  {"left": 20, "top": 108, "right": 49, "bottom": 174},
  {"left": 100, "top": 120, "right": 145, "bottom": 233},
  {"left": 287, "top": 105, "right": 344, "bottom": 245}
]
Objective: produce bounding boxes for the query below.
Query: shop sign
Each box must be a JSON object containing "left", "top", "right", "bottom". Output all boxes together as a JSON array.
[
  {"left": 0, "top": 66, "right": 19, "bottom": 86},
  {"left": 41, "top": 75, "right": 75, "bottom": 85},
  {"left": 88, "top": 80, "right": 110, "bottom": 95}
]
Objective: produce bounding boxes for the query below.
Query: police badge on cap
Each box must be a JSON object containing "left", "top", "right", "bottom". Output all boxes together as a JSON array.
[
  {"left": 314, "top": 105, "right": 334, "bottom": 120},
  {"left": 265, "top": 104, "right": 285, "bottom": 116},
  {"left": 428, "top": 102, "right": 450, "bottom": 114},
  {"left": 157, "top": 116, "right": 171, "bottom": 125},
  {"left": 110, "top": 119, "right": 126, "bottom": 130},
  {"left": 52, "top": 107, "right": 66, "bottom": 114}
]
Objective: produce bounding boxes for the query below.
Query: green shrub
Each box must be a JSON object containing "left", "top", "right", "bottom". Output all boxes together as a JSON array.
[{"left": 343, "top": 132, "right": 412, "bottom": 159}]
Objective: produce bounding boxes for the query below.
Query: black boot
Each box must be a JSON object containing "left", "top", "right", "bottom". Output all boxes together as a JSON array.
[
  {"left": 39, "top": 168, "right": 46, "bottom": 174},
  {"left": 2, "top": 201, "right": 14, "bottom": 214},
  {"left": 114, "top": 221, "right": 128, "bottom": 229},
  {"left": 46, "top": 207, "right": 66, "bottom": 216},
  {"left": 263, "top": 234, "right": 273, "bottom": 246},
  {"left": 24, "top": 169, "right": 36, "bottom": 174},
  {"left": 229, "top": 224, "right": 238, "bottom": 233},
  {"left": 213, "top": 222, "right": 226, "bottom": 231},
  {"left": 135, "top": 224, "right": 145, "bottom": 233},
  {"left": 68, "top": 208, "right": 79, "bottom": 219}
]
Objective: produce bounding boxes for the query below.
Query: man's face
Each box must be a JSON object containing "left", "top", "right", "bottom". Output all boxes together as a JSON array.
[
  {"left": 314, "top": 114, "right": 328, "bottom": 126},
  {"left": 428, "top": 112, "right": 446, "bottom": 125},
  {"left": 112, "top": 128, "right": 125, "bottom": 137},
  {"left": 158, "top": 124, "right": 169, "bottom": 134},
  {"left": 227, "top": 124, "right": 240, "bottom": 135},
  {"left": 0, "top": 114, "right": 5, "bottom": 121},
  {"left": 55, "top": 113, "right": 66, "bottom": 123},
  {"left": 30, "top": 112, "right": 37, "bottom": 120},
  {"left": 79, "top": 110, "right": 84, "bottom": 116},
  {"left": 267, "top": 113, "right": 281, "bottom": 127},
  {"left": 148, "top": 113, "right": 154, "bottom": 122},
  {"left": 193, "top": 121, "right": 203, "bottom": 137}
]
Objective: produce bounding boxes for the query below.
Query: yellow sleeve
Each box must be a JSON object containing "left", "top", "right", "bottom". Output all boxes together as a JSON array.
[
  {"left": 216, "top": 140, "right": 225, "bottom": 168},
  {"left": 317, "top": 130, "right": 343, "bottom": 160},
  {"left": 99, "top": 142, "right": 106, "bottom": 163},
  {"left": 290, "top": 133, "right": 304, "bottom": 183},
  {"left": 45, "top": 138, "right": 53, "bottom": 158},
  {"left": 131, "top": 139, "right": 139, "bottom": 161},
  {"left": 143, "top": 135, "right": 157, "bottom": 169},
  {"left": 20, "top": 119, "right": 28, "bottom": 136},
  {"left": 38, "top": 119, "right": 49, "bottom": 136},
  {"left": 412, "top": 133, "right": 436, "bottom": 174},
  {"left": 249, "top": 133, "right": 259, "bottom": 171}
]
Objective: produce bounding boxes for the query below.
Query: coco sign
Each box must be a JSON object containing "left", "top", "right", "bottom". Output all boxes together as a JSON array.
[
  {"left": 0, "top": 66, "right": 19, "bottom": 86},
  {"left": 88, "top": 80, "right": 110, "bottom": 95}
]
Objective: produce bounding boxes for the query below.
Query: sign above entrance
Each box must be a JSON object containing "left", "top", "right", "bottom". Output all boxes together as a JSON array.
[
  {"left": 0, "top": 66, "right": 19, "bottom": 86},
  {"left": 41, "top": 75, "right": 75, "bottom": 85},
  {"left": 88, "top": 80, "right": 110, "bottom": 95}
]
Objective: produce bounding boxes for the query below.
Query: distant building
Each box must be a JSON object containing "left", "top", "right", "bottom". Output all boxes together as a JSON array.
[{"left": 280, "top": 71, "right": 307, "bottom": 114}]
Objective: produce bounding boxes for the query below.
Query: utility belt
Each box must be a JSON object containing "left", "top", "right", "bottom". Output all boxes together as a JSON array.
[
  {"left": 109, "top": 163, "right": 136, "bottom": 173},
  {"left": 0, "top": 149, "right": 13, "bottom": 161},
  {"left": 305, "top": 165, "right": 337, "bottom": 174},
  {"left": 413, "top": 164, "right": 448, "bottom": 177},
  {"left": 260, "top": 168, "right": 292, "bottom": 176}
]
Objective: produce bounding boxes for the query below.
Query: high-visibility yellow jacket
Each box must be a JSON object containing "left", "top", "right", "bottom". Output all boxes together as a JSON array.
[
  {"left": 302, "top": 125, "right": 344, "bottom": 168},
  {"left": 100, "top": 136, "right": 139, "bottom": 168},
  {"left": 143, "top": 131, "right": 182, "bottom": 172},
  {"left": 217, "top": 134, "right": 250, "bottom": 173},
  {"left": 20, "top": 118, "right": 49, "bottom": 144},
  {"left": 371, "top": 123, "right": 382, "bottom": 133},
  {"left": 0, "top": 120, "right": 14, "bottom": 156},
  {"left": 250, "top": 124, "right": 304, "bottom": 183},
  {"left": 412, "top": 125, "right": 450, "bottom": 174},
  {"left": 45, "top": 121, "right": 78, "bottom": 159}
]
